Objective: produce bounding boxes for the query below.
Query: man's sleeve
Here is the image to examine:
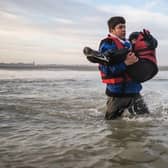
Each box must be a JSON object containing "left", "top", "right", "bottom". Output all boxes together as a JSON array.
[{"left": 99, "top": 41, "right": 127, "bottom": 75}]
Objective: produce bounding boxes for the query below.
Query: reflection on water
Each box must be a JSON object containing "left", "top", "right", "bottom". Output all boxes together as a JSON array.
[{"left": 0, "top": 70, "right": 168, "bottom": 168}]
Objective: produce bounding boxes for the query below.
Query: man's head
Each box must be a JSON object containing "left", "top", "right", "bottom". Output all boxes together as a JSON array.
[{"left": 107, "top": 16, "right": 126, "bottom": 39}]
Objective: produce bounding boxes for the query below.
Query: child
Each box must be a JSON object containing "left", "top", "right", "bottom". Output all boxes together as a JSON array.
[{"left": 83, "top": 29, "right": 158, "bottom": 82}]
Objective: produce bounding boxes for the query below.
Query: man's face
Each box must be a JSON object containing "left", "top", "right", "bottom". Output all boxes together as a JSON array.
[{"left": 111, "top": 23, "right": 126, "bottom": 39}]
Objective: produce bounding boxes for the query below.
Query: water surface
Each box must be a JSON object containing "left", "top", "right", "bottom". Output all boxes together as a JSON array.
[{"left": 0, "top": 69, "right": 168, "bottom": 168}]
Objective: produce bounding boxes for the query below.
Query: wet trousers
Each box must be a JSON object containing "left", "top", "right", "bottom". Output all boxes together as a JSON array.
[{"left": 105, "top": 94, "right": 149, "bottom": 120}]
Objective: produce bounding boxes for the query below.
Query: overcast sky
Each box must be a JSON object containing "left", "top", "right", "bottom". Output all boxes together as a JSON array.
[{"left": 0, "top": 0, "right": 168, "bottom": 65}]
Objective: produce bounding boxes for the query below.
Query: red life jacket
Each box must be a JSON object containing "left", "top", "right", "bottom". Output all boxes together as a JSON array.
[
  {"left": 100, "top": 35, "right": 131, "bottom": 84},
  {"left": 134, "top": 33, "right": 157, "bottom": 64}
]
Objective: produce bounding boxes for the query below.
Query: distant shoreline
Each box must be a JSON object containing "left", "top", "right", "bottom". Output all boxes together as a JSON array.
[
  {"left": 0, "top": 64, "right": 167, "bottom": 71},
  {"left": 0, "top": 64, "right": 98, "bottom": 71}
]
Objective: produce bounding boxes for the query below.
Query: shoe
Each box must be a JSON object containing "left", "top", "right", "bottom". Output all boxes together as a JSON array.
[{"left": 83, "top": 47, "right": 109, "bottom": 64}]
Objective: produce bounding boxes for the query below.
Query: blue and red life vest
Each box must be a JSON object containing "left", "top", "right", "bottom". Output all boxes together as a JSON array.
[{"left": 100, "top": 35, "right": 131, "bottom": 84}]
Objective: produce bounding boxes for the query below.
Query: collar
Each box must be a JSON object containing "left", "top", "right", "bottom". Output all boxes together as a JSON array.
[
  {"left": 108, "top": 33, "right": 129, "bottom": 44},
  {"left": 108, "top": 33, "right": 131, "bottom": 49}
]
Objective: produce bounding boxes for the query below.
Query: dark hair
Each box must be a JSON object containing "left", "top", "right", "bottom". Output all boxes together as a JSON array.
[
  {"left": 107, "top": 16, "right": 126, "bottom": 32},
  {"left": 129, "top": 32, "right": 140, "bottom": 41}
]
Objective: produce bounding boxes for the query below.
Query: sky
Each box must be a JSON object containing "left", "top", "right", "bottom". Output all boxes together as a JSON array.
[{"left": 0, "top": 0, "right": 168, "bottom": 65}]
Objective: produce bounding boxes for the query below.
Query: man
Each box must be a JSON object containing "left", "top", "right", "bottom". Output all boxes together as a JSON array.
[{"left": 98, "top": 16, "right": 149, "bottom": 120}]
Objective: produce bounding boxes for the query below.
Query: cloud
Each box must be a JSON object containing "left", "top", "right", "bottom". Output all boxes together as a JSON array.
[
  {"left": 94, "top": 5, "right": 168, "bottom": 44},
  {"left": 95, "top": 3, "right": 168, "bottom": 65},
  {"left": 0, "top": 0, "right": 168, "bottom": 65},
  {"left": 51, "top": 18, "right": 74, "bottom": 24}
]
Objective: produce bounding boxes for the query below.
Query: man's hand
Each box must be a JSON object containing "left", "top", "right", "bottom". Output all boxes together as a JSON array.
[{"left": 124, "top": 52, "right": 139, "bottom": 66}]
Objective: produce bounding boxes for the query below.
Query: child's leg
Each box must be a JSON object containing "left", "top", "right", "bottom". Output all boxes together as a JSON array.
[{"left": 83, "top": 47, "right": 109, "bottom": 64}]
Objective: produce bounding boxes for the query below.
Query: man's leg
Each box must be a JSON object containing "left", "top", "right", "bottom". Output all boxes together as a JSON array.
[
  {"left": 105, "top": 96, "right": 131, "bottom": 120},
  {"left": 128, "top": 94, "right": 150, "bottom": 115}
]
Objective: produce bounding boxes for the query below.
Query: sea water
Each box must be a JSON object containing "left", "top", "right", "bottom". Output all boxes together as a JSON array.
[{"left": 0, "top": 69, "right": 168, "bottom": 168}]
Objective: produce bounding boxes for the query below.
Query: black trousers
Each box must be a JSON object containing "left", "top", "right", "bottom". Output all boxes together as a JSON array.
[{"left": 105, "top": 94, "right": 149, "bottom": 120}]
